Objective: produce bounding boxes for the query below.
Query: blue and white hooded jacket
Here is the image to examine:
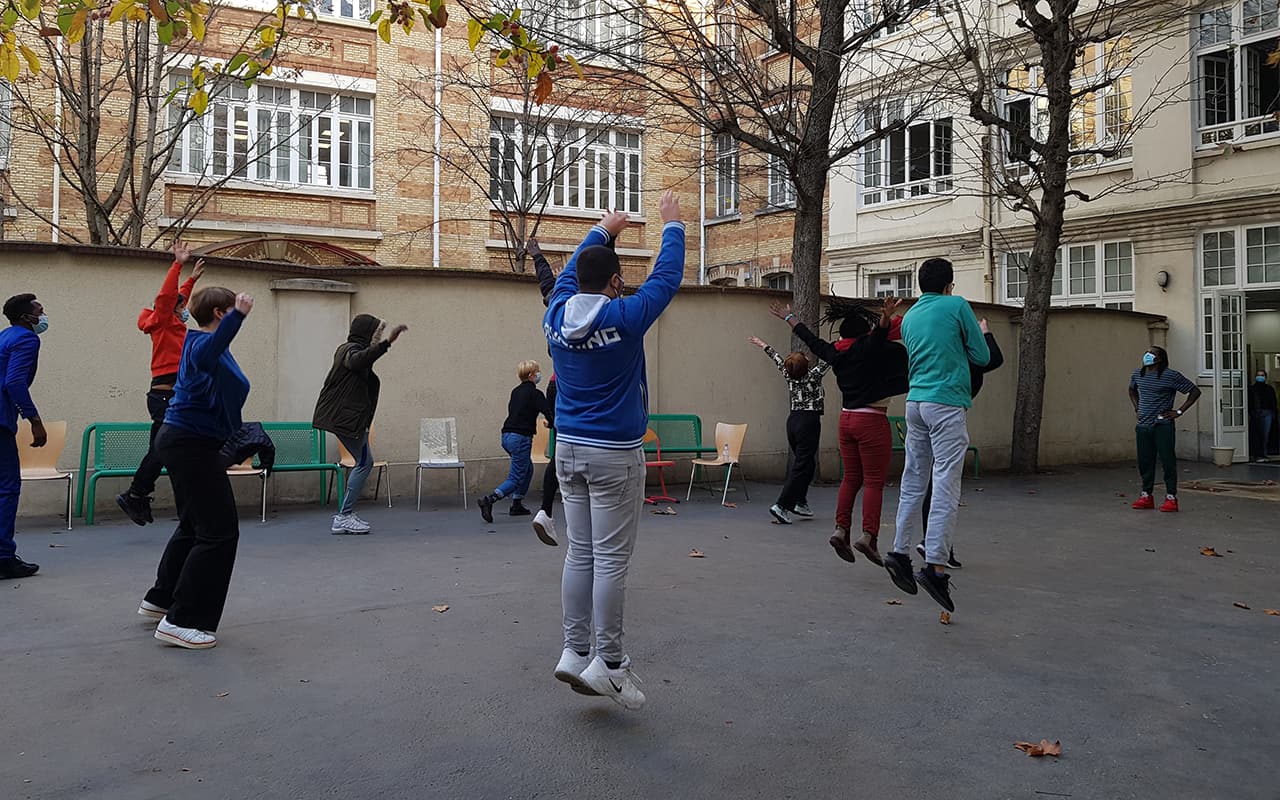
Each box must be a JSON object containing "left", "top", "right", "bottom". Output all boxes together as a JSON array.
[{"left": 543, "top": 220, "right": 686, "bottom": 450}]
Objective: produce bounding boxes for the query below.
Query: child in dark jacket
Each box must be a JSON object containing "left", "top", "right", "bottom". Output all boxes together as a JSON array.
[{"left": 478, "top": 360, "right": 550, "bottom": 523}]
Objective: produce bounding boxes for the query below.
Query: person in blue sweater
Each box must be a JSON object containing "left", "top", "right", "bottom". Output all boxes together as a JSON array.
[
  {"left": 543, "top": 189, "right": 684, "bottom": 710},
  {"left": 884, "top": 258, "right": 988, "bottom": 614},
  {"left": 140, "top": 287, "right": 254, "bottom": 649},
  {"left": 0, "top": 294, "right": 49, "bottom": 581}
]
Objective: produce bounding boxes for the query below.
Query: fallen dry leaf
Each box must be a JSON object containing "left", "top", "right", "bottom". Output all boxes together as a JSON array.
[
  {"left": 432, "top": 604, "right": 449, "bottom": 613},
  {"left": 1200, "top": 547, "right": 1224, "bottom": 558},
  {"left": 180, "top": 768, "right": 192, "bottom": 773},
  {"left": 1264, "top": 609, "right": 1280, "bottom": 616},
  {"left": 974, "top": 487, "right": 984, "bottom": 492},
  {"left": 1014, "top": 739, "right": 1062, "bottom": 758},
  {"left": 48, "top": 543, "right": 66, "bottom": 548},
  {"left": 688, "top": 549, "right": 705, "bottom": 558},
  {"left": 214, "top": 692, "right": 229, "bottom": 698},
  {"left": 1144, "top": 548, "right": 1156, "bottom": 552},
  {"left": 722, "top": 502, "right": 737, "bottom": 508},
  {"left": 1114, "top": 491, "right": 1127, "bottom": 498},
  {"left": 298, "top": 679, "right": 310, "bottom": 683},
  {"left": 650, "top": 506, "right": 677, "bottom": 516},
  {"left": 939, "top": 611, "right": 952, "bottom": 625},
  {"left": 885, "top": 599, "right": 903, "bottom": 605},
  {"left": 1233, "top": 601, "right": 1251, "bottom": 610}
]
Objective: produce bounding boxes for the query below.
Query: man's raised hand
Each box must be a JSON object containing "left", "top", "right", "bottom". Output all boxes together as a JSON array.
[
  {"left": 600, "top": 210, "right": 630, "bottom": 237},
  {"left": 659, "top": 189, "right": 680, "bottom": 224}
]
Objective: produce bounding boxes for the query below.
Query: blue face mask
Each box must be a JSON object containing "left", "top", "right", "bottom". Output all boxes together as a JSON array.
[
  {"left": 1142, "top": 352, "right": 1156, "bottom": 367},
  {"left": 1257, "top": 376, "right": 1267, "bottom": 384},
  {"left": 179, "top": 309, "right": 190, "bottom": 324},
  {"left": 533, "top": 373, "right": 542, "bottom": 385},
  {"left": 31, "top": 314, "right": 48, "bottom": 335}
]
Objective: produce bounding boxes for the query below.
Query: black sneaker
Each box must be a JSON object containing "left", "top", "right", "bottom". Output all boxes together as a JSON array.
[
  {"left": 509, "top": 501, "right": 532, "bottom": 517},
  {"left": 946, "top": 551, "right": 962, "bottom": 569},
  {"left": 884, "top": 552, "right": 918, "bottom": 595},
  {"left": 916, "top": 567, "right": 955, "bottom": 612},
  {"left": 116, "top": 492, "right": 151, "bottom": 526},
  {"left": 0, "top": 557, "right": 39, "bottom": 579},
  {"left": 478, "top": 494, "right": 496, "bottom": 524}
]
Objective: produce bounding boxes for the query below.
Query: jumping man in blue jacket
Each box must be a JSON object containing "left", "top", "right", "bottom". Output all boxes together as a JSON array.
[
  {"left": 0, "top": 294, "right": 49, "bottom": 580},
  {"left": 543, "top": 189, "right": 684, "bottom": 710}
]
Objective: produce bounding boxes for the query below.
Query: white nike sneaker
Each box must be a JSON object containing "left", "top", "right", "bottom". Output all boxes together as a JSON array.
[
  {"left": 554, "top": 648, "right": 599, "bottom": 695},
  {"left": 331, "top": 513, "right": 372, "bottom": 535},
  {"left": 532, "top": 509, "right": 558, "bottom": 547},
  {"left": 580, "top": 655, "right": 645, "bottom": 710},
  {"left": 793, "top": 503, "right": 814, "bottom": 517},
  {"left": 138, "top": 600, "right": 168, "bottom": 621},
  {"left": 154, "top": 618, "right": 217, "bottom": 649}
]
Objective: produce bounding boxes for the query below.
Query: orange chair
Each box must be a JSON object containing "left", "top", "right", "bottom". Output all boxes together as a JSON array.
[
  {"left": 17, "top": 419, "right": 73, "bottom": 530},
  {"left": 643, "top": 428, "right": 678, "bottom": 505},
  {"left": 332, "top": 425, "right": 391, "bottom": 508},
  {"left": 686, "top": 422, "right": 750, "bottom": 505}
]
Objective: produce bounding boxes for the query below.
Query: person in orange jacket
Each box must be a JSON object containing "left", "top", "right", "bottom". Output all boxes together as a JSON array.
[{"left": 117, "top": 241, "right": 204, "bottom": 525}]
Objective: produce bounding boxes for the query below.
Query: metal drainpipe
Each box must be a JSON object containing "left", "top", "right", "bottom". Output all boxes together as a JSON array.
[
  {"left": 52, "top": 38, "right": 63, "bottom": 242},
  {"left": 432, "top": 26, "right": 442, "bottom": 270},
  {"left": 698, "top": 67, "right": 707, "bottom": 285}
]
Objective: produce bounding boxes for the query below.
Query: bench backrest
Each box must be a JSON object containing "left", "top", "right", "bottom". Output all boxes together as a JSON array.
[
  {"left": 260, "top": 422, "right": 327, "bottom": 466},
  {"left": 92, "top": 423, "right": 155, "bottom": 470},
  {"left": 889, "top": 416, "right": 908, "bottom": 449},
  {"left": 647, "top": 414, "right": 703, "bottom": 452}
]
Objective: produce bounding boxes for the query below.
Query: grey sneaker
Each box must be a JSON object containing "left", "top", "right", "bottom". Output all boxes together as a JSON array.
[
  {"left": 331, "top": 513, "right": 372, "bottom": 535},
  {"left": 769, "top": 504, "right": 793, "bottom": 524},
  {"left": 792, "top": 503, "right": 814, "bottom": 517}
]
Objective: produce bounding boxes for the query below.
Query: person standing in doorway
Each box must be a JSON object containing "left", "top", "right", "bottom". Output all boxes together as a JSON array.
[
  {"left": 1249, "top": 369, "right": 1277, "bottom": 462},
  {"left": 477, "top": 360, "right": 550, "bottom": 522},
  {"left": 1129, "top": 346, "right": 1201, "bottom": 511},
  {"left": 746, "top": 335, "right": 830, "bottom": 525},
  {"left": 529, "top": 237, "right": 562, "bottom": 546},
  {"left": 544, "top": 190, "right": 684, "bottom": 710},
  {"left": 117, "top": 242, "right": 205, "bottom": 526},
  {"left": 0, "top": 294, "right": 49, "bottom": 580},
  {"left": 884, "top": 259, "right": 989, "bottom": 613},
  {"left": 768, "top": 297, "right": 907, "bottom": 567},
  {"left": 313, "top": 314, "right": 408, "bottom": 534},
  {"left": 140, "top": 287, "right": 253, "bottom": 649}
]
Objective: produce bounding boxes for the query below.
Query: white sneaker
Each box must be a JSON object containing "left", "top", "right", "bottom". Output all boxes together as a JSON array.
[
  {"left": 769, "top": 504, "right": 793, "bottom": 524},
  {"left": 580, "top": 655, "right": 645, "bottom": 710},
  {"left": 915, "top": 543, "right": 927, "bottom": 559},
  {"left": 553, "top": 648, "right": 599, "bottom": 695},
  {"left": 331, "top": 513, "right": 372, "bottom": 535},
  {"left": 532, "top": 509, "right": 558, "bottom": 547},
  {"left": 155, "top": 617, "right": 217, "bottom": 649},
  {"left": 138, "top": 600, "right": 168, "bottom": 621},
  {"left": 793, "top": 503, "right": 814, "bottom": 517}
]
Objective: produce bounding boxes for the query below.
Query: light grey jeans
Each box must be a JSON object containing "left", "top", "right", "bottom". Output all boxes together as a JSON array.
[
  {"left": 556, "top": 441, "right": 646, "bottom": 663},
  {"left": 893, "top": 401, "right": 970, "bottom": 565}
]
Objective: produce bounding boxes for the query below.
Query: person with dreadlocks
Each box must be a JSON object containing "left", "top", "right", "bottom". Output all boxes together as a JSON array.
[
  {"left": 746, "top": 334, "right": 831, "bottom": 525},
  {"left": 769, "top": 296, "right": 907, "bottom": 566}
]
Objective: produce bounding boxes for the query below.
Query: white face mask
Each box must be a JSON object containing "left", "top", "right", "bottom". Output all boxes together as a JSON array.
[
  {"left": 31, "top": 314, "right": 48, "bottom": 335},
  {"left": 533, "top": 373, "right": 542, "bottom": 385}
]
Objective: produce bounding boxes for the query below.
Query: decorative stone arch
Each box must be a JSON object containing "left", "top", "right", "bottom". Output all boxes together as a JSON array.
[{"left": 197, "top": 237, "right": 379, "bottom": 267}]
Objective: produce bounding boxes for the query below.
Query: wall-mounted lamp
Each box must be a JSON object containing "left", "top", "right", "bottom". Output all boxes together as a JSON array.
[{"left": 1156, "top": 270, "right": 1171, "bottom": 292}]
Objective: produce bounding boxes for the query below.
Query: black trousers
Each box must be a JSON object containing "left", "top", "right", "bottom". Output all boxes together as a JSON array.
[
  {"left": 777, "top": 411, "right": 821, "bottom": 510},
  {"left": 129, "top": 389, "right": 174, "bottom": 497},
  {"left": 540, "top": 462, "right": 559, "bottom": 514},
  {"left": 144, "top": 426, "right": 240, "bottom": 632}
]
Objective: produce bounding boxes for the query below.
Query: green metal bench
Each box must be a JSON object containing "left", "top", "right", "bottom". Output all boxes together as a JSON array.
[
  {"left": 76, "top": 421, "right": 343, "bottom": 525},
  {"left": 889, "top": 415, "right": 980, "bottom": 477},
  {"left": 545, "top": 415, "right": 714, "bottom": 459}
]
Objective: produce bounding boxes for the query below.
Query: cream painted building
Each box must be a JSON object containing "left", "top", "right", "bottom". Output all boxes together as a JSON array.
[{"left": 826, "top": 0, "right": 1280, "bottom": 462}]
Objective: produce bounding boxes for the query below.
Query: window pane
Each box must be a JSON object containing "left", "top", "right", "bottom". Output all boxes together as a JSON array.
[
  {"left": 888, "top": 130, "right": 906, "bottom": 186},
  {"left": 338, "top": 119, "right": 353, "bottom": 187},
  {"left": 1201, "top": 53, "right": 1237, "bottom": 127},
  {"left": 358, "top": 120, "right": 372, "bottom": 189}
]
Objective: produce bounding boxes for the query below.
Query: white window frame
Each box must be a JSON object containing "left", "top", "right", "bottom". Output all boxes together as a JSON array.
[
  {"left": 0, "top": 79, "right": 11, "bottom": 172},
  {"left": 1196, "top": 222, "right": 1280, "bottom": 373},
  {"left": 1001, "top": 240, "right": 1135, "bottom": 309},
  {"left": 849, "top": 0, "right": 930, "bottom": 40},
  {"left": 554, "top": 0, "right": 642, "bottom": 65},
  {"left": 868, "top": 269, "right": 914, "bottom": 298},
  {"left": 489, "top": 116, "right": 643, "bottom": 214},
  {"left": 764, "top": 271, "right": 792, "bottom": 290},
  {"left": 766, "top": 148, "right": 796, "bottom": 208},
  {"left": 1195, "top": 0, "right": 1280, "bottom": 146},
  {"left": 998, "top": 39, "right": 1133, "bottom": 171},
  {"left": 858, "top": 98, "right": 954, "bottom": 207},
  {"left": 714, "top": 1, "right": 739, "bottom": 65},
  {"left": 714, "top": 132, "right": 738, "bottom": 217},
  {"left": 166, "top": 77, "right": 375, "bottom": 192},
  {"left": 314, "top": 0, "right": 372, "bottom": 22}
]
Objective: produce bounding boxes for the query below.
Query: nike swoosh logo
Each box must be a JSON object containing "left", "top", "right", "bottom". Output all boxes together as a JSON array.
[{"left": 609, "top": 679, "right": 624, "bottom": 693}]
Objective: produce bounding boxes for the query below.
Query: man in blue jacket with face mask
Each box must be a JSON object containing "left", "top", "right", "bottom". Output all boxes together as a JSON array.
[
  {"left": 0, "top": 294, "right": 49, "bottom": 580},
  {"left": 543, "top": 189, "right": 684, "bottom": 711}
]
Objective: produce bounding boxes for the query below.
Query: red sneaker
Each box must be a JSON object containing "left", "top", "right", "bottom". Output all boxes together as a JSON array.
[
  {"left": 1159, "top": 497, "right": 1179, "bottom": 513},
  {"left": 1131, "top": 494, "right": 1155, "bottom": 510}
]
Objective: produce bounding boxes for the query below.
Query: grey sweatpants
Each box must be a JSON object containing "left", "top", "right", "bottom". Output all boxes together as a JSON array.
[
  {"left": 556, "top": 441, "right": 646, "bottom": 663},
  {"left": 893, "top": 401, "right": 970, "bottom": 566}
]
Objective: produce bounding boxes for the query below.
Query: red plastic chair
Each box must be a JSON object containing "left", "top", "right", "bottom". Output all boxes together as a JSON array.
[{"left": 643, "top": 428, "right": 678, "bottom": 505}]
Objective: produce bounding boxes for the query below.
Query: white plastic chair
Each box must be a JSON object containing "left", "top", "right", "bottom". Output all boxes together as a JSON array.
[
  {"left": 416, "top": 417, "right": 467, "bottom": 510},
  {"left": 226, "top": 457, "right": 268, "bottom": 523},
  {"left": 17, "top": 419, "right": 72, "bottom": 530}
]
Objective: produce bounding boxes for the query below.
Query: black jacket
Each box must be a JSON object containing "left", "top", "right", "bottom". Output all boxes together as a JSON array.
[
  {"left": 969, "top": 332, "right": 1004, "bottom": 398},
  {"left": 219, "top": 422, "right": 276, "bottom": 473},
  {"left": 502, "top": 381, "right": 550, "bottom": 437},
  {"left": 794, "top": 322, "right": 908, "bottom": 409},
  {"left": 1250, "top": 381, "right": 1278, "bottom": 414},
  {"left": 312, "top": 315, "right": 391, "bottom": 440}
]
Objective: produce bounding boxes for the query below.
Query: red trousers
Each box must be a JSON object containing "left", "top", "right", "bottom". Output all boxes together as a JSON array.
[{"left": 836, "top": 410, "right": 892, "bottom": 535}]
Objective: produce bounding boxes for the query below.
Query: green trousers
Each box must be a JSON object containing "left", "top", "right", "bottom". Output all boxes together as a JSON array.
[{"left": 1135, "top": 423, "right": 1177, "bottom": 496}]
